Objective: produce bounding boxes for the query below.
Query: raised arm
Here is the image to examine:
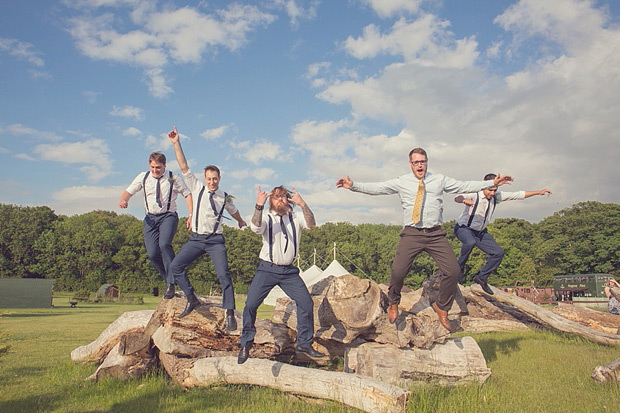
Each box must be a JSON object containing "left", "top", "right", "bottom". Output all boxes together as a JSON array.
[
  {"left": 168, "top": 126, "right": 189, "bottom": 174},
  {"left": 291, "top": 188, "right": 316, "bottom": 228},
  {"left": 252, "top": 186, "right": 270, "bottom": 228},
  {"left": 524, "top": 189, "right": 551, "bottom": 198}
]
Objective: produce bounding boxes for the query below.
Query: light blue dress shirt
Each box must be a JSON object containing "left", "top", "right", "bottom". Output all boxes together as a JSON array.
[{"left": 350, "top": 172, "right": 495, "bottom": 228}]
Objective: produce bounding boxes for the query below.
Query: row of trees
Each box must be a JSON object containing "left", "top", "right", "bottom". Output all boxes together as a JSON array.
[{"left": 0, "top": 202, "right": 618, "bottom": 294}]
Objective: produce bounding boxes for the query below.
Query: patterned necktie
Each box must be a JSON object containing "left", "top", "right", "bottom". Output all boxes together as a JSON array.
[
  {"left": 411, "top": 179, "right": 425, "bottom": 224},
  {"left": 155, "top": 176, "right": 163, "bottom": 208},
  {"left": 280, "top": 216, "right": 289, "bottom": 253},
  {"left": 209, "top": 191, "right": 218, "bottom": 216}
]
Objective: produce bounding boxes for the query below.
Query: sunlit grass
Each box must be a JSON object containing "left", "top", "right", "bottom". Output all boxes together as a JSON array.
[{"left": 1, "top": 294, "right": 619, "bottom": 412}]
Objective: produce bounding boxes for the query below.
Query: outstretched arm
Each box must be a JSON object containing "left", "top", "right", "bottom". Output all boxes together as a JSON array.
[
  {"left": 168, "top": 126, "right": 189, "bottom": 174},
  {"left": 454, "top": 195, "right": 475, "bottom": 207},
  {"left": 118, "top": 191, "right": 132, "bottom": 208},
  {"left": 291, "top": 188, "right": 316, "bottom": 228},
  {"left": 493, "top": 174, "right": 514, "bottom": 187},
  {"left": 336, "top": 176, "right": 353, "bottom": 189},
  {"left": 524, "top": 189, "right": 551, "bottom": 199}
]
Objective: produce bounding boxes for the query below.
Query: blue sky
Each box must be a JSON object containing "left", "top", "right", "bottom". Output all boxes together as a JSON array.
[{"left": 1, "top": 0, "right": 619, "bottom": 226}]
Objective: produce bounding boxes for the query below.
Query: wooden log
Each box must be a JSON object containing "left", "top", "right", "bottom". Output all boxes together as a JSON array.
[
  {"left": 592, "top": 358, "right": 620, "bottom": 384},
  {"left": 551, "top": 302, "right": 620, "bottom": 335},
  {"left": 460, "top": 316, "right": 532, "bottom": 333},
  {"left": 87, "top": 338, "right": 155, "bottom": 381},
  {"left": 470, "top": 285, "right": 620, "bottom": 346},
  {"left": 161, "top": 354, "right": 409, "bottom": 413},
  {"left": 345, "top": 338, "right": 491, "bottom": 388},
  {"left": 71, "top": 309, "right": 154, "bottom": 363}
]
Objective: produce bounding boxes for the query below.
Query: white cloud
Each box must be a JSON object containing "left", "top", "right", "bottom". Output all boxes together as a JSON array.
[
  {"left": 229, "top": 167, "right": 275, "bottom": 181},
  {"left": 343, "top": 15, "right": 479, "bottom": 68},
  {"left": 33, "top": 138, "right": 112, "bottom": 181},
  {"left": 0, "top": 37, "right": 45, "bottom": 67},
  {"left": 5, "top": 123, "right": 63, "bottom": 142},
  {"left": 14, "top": 153, "right": 36, "bottom": 161},
  {"left": 272, "top": 0, "right": 319, "bottom": 28},
  {"left": 50, "top": 184, "right": 131, "bottom": 216},
  {"left": 110, "top": 105, "right": 145, "bottom": 120},
  {"left": 82, "top": 90, "right": 101, "bottom": 104},
  {"left": 200, "top": 125, "right": 229, "bottom": 140},
  {"left": 122, "top": 127, "right": 142, "bottom": 136},
  {"left": 66, "top": 2, "right": 276, "bottom": 97},
  {"left": 359, "top": 0, "right": 425, "bottom": 19},
  {"left": 238, "top": 140, "right": 285, "bottom": 164}
]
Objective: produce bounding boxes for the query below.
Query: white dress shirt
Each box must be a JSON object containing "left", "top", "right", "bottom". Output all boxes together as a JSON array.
[
  {"left": 183, "top": 169, "right": 238, "bottom": 235},
  {"left": 456, "top": 190, "right": 526, "bottom": 231},
  {"left": 126, "top": 169, "right": 190, "bottom": 215},
  {"left": 251, "top": 210, "right": 308, "bottom": 265},
  {"left": 351, "top": 171, "right": 495, "bottom": 228}
]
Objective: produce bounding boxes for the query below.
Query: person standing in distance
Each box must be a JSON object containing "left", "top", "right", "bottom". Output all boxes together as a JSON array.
[
  {"left": 454, "top": 173, "right": 551, "bottom": 294},
  {"left": 119, "top": 152, "right": 192, "bottom": 299},
  {"left": 237, "top": 185, "right": 325, "bottom": 364},
  {"left": 168, "top": 127, "right": 246, "bottom": 327},
  {"left": 336, "top": 148, "right": 513, "bottom": 331}
]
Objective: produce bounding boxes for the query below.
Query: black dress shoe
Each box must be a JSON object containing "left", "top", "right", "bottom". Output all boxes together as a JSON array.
[
  {"left": 296, "top": 345, "right": 325, "bottom": 358},
  {"left": 472, "top": 275, "right": 494, "bottom": 295},
  {"left": 226, "top": 311, "right": 237, "bottom": 332},
  {"left": 178, "top": 295, "right": 200, "bottom": 318},
  {"left": 237, "top": 345, "right": 251, "bottom": 364},
  {"left": 163, "top": 284, "right": 175, "bottom": 299}
]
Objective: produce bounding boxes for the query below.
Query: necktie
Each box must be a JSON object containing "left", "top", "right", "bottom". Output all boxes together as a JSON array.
[
  {"left": 411, "top": 179, "right": 425, "bottom": 224},
  {"left": 209, "top": 191, "right": 218, "bottom": 216},
  {"left": 155, "top": 176, "right": 163, "bottom": 208},
  {"left": 280, "top": 216, "right": 289, "bottom": 253}
]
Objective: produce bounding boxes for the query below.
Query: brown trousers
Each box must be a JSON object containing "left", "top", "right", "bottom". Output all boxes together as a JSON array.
[{"left": 388, "top": 226, "right": 460, "bottom": 311}]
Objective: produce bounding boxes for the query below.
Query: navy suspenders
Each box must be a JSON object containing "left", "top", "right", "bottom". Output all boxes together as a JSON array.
[
  {"left": 194, "top": 188, "right": 227, "bottom": 235},
  {"left": 267, "top": 212, "right": 297, "bottom": 263},
  {"left": 142, "top": 170, "right": 173, "bottom": 214}
]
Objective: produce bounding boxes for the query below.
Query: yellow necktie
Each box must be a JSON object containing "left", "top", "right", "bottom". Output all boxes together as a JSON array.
[{"left": 411, "top": 179, "right": 425, "bottom": 224}]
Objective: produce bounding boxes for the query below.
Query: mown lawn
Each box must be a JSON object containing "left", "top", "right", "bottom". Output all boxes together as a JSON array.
[{"left": 1, "top": 293, "right": 619, "bottom": 412}]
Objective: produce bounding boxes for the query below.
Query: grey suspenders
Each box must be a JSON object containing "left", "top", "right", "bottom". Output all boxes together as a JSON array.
[
  {"left": 267, "top": 212, "right": 297, "bottom": 263},
  {"left": 142, "top": 171, "right": 173, "bottom": 214},
  {"left": 466, "top": 193, "right": 496, "bottom": 228}
]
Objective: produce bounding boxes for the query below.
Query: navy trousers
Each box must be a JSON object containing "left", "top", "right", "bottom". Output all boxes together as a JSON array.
[
  {"left": 454, "top": 224, "right": 504, "bottom": 282},
  {"left": 241, "top": 260, "right": 314, "bottom": 348},
  {"left": 169, "top": 233, "right": 235, "bottom": 309},
  {"left": 143, "top": 212, "right": 178, "bottom": 284}
]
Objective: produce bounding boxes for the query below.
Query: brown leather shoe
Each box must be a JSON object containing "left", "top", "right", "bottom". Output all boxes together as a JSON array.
[
  {"left": 387, "top": 304, "right": 399, "bottom": 323},
  {"left": 431, "top": 302, "right": 451, "bottom": 331}
]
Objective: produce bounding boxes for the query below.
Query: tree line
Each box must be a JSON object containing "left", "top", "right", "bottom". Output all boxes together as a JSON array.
[{"left": 0, "top": 201, "right": 618, "bottom": 295}]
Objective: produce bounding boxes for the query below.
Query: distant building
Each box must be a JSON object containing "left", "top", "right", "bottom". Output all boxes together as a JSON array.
[
  {"left": 553, "top": 273, "right": 615, "bottom": 301},
  {"left": 97, "top": 284, "right": 119, "bottom": 299},
  {"left": 0, "top": 278, "right": 54, "bottom": 308}
]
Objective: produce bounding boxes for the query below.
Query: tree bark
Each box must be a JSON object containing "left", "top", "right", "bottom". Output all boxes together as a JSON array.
[
  {"left": 592, "top": 358, "right": 620, "bottom": 384},
  {"left": 71, "top": 309, "right": 154, "bottom": 363},
  {"left": 470, "top": 285, "right": 620, "bottom": 346},
  {"left": 345, "top": 337, "right": 491, "bottom": 388},
  {"left": 160, "top": 354, "right": 409, "bottom": 413},
  {"left": 551, "top": 302, "right": 620, "bottom": 335},
  {"left": 87, "top": 335, "right": 155, "bottom": 381}
]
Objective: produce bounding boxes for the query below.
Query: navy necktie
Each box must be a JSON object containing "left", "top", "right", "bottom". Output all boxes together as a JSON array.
[
  {"left": 209, "top": 191, "right": 218, "bottom": 216},
  {"left": 280, "top": 216, "right": 289, "bottom": 253},
  {"left": 155, "top": 176, "right": 163, "bottom": 208}
]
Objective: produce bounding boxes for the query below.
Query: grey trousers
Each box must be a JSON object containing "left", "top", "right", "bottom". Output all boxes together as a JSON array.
[
  {"left": 143, "top": 212, "right": 178, "bottom": 284},
  {"left": 388, "top": 226, "right": 460, "bottom": 311}
]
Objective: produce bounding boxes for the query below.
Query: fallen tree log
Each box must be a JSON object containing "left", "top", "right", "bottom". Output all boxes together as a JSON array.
[
  {"left": 345, "top": 337, "right": 491, "bottom": 388},
  {"left": 470, "top": 285, "right": 620, "bottom": 346},
  {"left": 592, "top": 358, "right": 620, "bottom": 384},
  {"left": 551, "top": 302, "right": 620, "bottom": 335},
  {"left": 71, "top": 309, "right": 154, "bottom": 363},
  {"left": 87, "top": 332, "right": 155, "bottom": 381},
  {"left": 162, "top": 355, "right": 409, "bottom": 413}
]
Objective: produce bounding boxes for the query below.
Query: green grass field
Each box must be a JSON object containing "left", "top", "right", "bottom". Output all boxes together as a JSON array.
[{"left": 1, "top": 293, "right": 619, "bottom": 412}]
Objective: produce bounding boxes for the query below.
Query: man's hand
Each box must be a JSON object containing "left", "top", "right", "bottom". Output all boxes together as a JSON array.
[
  {"left": 336, "top": 176, "right": 353, "bottom": 189},
  {"left": 168, "top": 126, "right": 179, "bottom": 144},
  {"left": 118, "top": 200, "right": 128, "bottom": 208},
  {"left": 237, "top": 219, "right": 247, "bottom": 229},
  {"left": 256, "top": 186, "right": 270, "bottom": 206},
  {"left": 493, "top": 174, "right": 513, "bottom": 187},
  {"left": 186, "top": 216, "right": 192, "bottom": 230},
  {"left": 463, "top": 198, "right": 474, "bottom": 207},
  {"left": 538, "top": 189, "right": 552, "bottom": 196},
  {"left": 289, "top": 188, "right": 306, "bottom": 208}
]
